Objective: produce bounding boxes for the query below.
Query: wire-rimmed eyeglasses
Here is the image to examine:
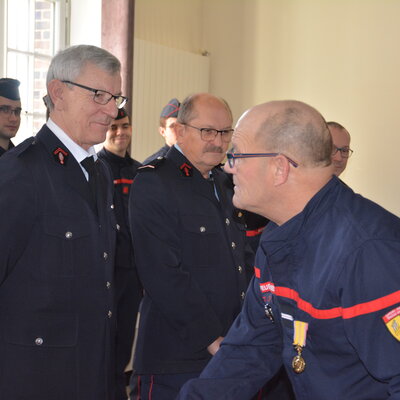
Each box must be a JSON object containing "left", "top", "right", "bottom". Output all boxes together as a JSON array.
[
  {"left": 0, "top": 105, "right": 22, "bottom": 117},
  {"left": 332, "top": 146, "right": 353, "bottom": 158},
  {"left": 183, "top": 123, "right": 234, "bottom": 143},
  {"left": 226, "top": 152, "right": 299, "bottom": 168},
  {"left": 62, "top": 80, "right": 128, "bottom": 109}
]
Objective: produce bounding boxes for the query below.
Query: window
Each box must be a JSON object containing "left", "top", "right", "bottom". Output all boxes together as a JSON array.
[{"left": 2, "top": 0, "right": 68, "bottom": 143}]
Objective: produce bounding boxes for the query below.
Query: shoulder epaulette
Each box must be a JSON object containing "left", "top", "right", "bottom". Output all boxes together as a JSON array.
[
  {"left": 138, "top": 156, "right": 165, "bottom": 172},
  {"left": 14, "top": 137, "right": 37, "bottom": 157}
]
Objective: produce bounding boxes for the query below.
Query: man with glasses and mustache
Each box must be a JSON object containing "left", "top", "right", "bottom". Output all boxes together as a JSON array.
[
  {"left": 128, "top": 93, "right": 253, "bottom": 399},
  {"left": 0, "top": 78, "right": 21, "bottom": 156},
  {"left": 0, "top": 45, "right": 127, "bottom": 400},
  {"left": 327, "top": 121, "right": 353, "bottom": 176},
  {"left": 178, "top": 100, "right": 400, "bottom": 400}
]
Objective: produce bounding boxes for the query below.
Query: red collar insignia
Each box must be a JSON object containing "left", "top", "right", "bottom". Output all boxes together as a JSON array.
[
  {"left": 53, "top": 147, "right": 69, "bottom": 165},
  {"left": 180, "top": 162, "right": 192, "bottom": 177}
]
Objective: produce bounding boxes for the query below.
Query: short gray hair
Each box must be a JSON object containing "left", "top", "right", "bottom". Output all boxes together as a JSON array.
[{"left": 46, "top": 45, "right": 121, "bottom": 110}]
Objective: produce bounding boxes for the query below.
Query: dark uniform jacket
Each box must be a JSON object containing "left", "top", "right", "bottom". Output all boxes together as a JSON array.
[
  {"left": 97, "top": 148, "right": 143, "bottom": 400},
  {"left": 142, "top": 143, "right": 170, "bottom": 165},
  {"left": 0, "top": 140, "right": 14, "bottom": 157},
  {"left": 178, "top": 177, "right": 400, "bottom": 400},
  {"left": 129, "top": 146, "right": 253, "bottom": 375},
  {"left": 0, "top": 125, "right": 117, "bottom": 400}
]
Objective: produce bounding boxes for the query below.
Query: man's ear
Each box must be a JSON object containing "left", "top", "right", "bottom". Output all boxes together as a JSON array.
[
  {"left": 159, "top": 126, "right": 166, "bottom": 138},
  {"left": 47, "top": 79, "right": 65, "bottom": 111},
  {"left": 272, "top": 155, "right": 291, "bottom": 186},
  {"left": 174, "top": 122, "right": 185, "bottom": 142}
]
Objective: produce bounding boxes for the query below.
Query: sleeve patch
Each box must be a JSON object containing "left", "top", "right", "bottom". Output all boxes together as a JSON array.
[{"left": 382, "top": 305, "right": 400, "bottom": 341}]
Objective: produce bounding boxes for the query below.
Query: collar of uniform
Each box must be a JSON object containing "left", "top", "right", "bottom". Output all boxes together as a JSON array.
[
  {"left": 47, "top": 118, "right": 97, "bottom": 164},
  {"left": 260, "top": 176, "right": 341, "bottom": 254},
  {"left": 98, "top": 147, "right": 133, "bottom": 166}
]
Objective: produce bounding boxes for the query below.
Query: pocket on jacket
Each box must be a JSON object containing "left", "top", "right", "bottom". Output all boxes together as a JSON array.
[
  {"left": 181, "top": 214, "right": 222, "bottom": 266},
  {"left": 41, "top": 216, "right": 93, "bottom": 277},
  {"left": 4, "top": 312, "right": 78, "bottom": 347}
]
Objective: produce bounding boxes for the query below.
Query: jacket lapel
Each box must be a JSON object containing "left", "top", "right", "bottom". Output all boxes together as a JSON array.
[{"left": 35, "top": 125, "right": 95, "bottom": 213}]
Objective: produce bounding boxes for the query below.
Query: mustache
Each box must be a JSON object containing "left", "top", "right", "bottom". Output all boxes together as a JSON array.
[{"left": 203, "top": 145, "right": 224, "bottom": 153}]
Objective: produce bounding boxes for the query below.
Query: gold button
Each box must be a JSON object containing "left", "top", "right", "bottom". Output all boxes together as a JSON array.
[
  {"left": 35, "top": 337, "right": 43, "bottom": 346},
  {"left": 65, "top": 231, "right": 72, "bottom": 239},
  {"left": 238, "top": 211, "right": 243, "bottom": 218}
]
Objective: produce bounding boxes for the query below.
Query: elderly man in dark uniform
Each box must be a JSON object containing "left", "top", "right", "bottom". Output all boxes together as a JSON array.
[
  {"left": 0, "top": 45, "right": 126, "bottom": 400},
  {"left": 98, "top": 107, "right": 142, "bottom": 400},
  {"left": 142, "top": 97, "right": 180, "bottom": 164},
  {"left": 129, "top": 93, "right": 253, "bottom": 399},
  {"left": 0, "top": 78, "right": 21, "bottom": 156}
]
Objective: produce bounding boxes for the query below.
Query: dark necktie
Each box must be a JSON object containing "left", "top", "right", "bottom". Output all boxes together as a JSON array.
[{"left": 81, "top": 156, "right": 98, "bottom": 209}]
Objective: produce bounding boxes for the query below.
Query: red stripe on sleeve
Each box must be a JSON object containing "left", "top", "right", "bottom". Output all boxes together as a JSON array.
[{"left": 275, "top": 287, "right": 400, "bottom": 320}]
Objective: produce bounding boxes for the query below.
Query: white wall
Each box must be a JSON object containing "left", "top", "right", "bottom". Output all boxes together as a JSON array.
[
  {"left": 202, "top": 0, "right": 400, "bottom": 216},
  {"left": 69, "top": 0, "right": 101, "bottom": 46}
]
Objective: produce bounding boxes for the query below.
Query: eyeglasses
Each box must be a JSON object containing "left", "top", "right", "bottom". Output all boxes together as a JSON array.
[
  {"left": 332, "top": 146, "right": 353, "bottom": 158},
  {"left": 0, "top": 105, "right": 22, "bottom": 117},
  {"left": 226, "top": 152, "right": 299, "bottom": 168},
  {"left": 62, "top": 80, "right": 128, "bottom": 109},
  {"left": 183, "top": 123, "right": 234, "bottom": 143}
]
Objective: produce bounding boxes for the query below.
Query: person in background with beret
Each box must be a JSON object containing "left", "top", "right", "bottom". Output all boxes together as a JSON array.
[
  {"left": 0, "top": 78, "right": 21, "bottom": 156},
  {"left": 142, "top": 98, "right": 180, "bottom": 164},
  {"left": 97, "top": 108, "right": 143, "bottom": 400}
]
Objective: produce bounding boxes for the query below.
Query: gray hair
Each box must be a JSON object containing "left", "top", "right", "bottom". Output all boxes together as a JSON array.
[
  {"left": 46, "top": 45, "right": 121, "bottom": 110},
  {"left": 177, "top": 93, "right": 233, "bottom": 124},
  {"left": 257, "top": 102, "right": 332, "bottom": 167}
]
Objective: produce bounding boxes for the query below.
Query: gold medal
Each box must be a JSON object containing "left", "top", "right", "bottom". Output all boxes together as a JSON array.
[
  {"left": 292, "top": 321, "right": 308, "bottom": 374},
  {"left": 292, "top": 345, "right": 306, "bottom": 373}
]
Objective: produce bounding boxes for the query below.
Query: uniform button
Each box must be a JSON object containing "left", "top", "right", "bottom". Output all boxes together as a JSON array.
[
  {"left": 241, "top": 291, "right": 245, "bottom": 300},
  {"left": 225, "top": 218, "right": 230, "bottom": 225},
  {"left": 110, "top": 204, "right": 115, "bottom": 209},
  {"left": 231, "top": 242, "right": 236, "bottom": 249},
  {"left": 238, "top": 265, "right": 243, "bottom": 273},
  {"left": 106, "top": 281, "right": 111, "bottom": 289},
  {"left": 65, "top": 231, "right": 72, "bottom": 239},
  {"left": 103, "top": 252, "right": 108, "bottom": 260},
  {"left": 238, "top": 211, "right": 243, "bottom": 218},
  {"left": 35, "top": 337, "right": 43, "bottom": 346},
  {"left": 200, "top": 226, "right": 206, "bottom": 233},
  {"left": 108, "top": 310, "right": 112, "bottom": 318},
  {"left": 116, "top": 224, "right": 120, "bottom": 231}
]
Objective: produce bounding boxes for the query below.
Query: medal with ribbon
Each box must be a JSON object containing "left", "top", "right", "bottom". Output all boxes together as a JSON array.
[{"left": 292, "top": 320, "right": 308, "bottom": 374}]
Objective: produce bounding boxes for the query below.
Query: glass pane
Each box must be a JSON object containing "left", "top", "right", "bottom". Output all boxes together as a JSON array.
[
  {"left": 35, "top": 1, "right": 55, "bottom": 56},
  {"left": 7, "top": 0, "right": 32, "bottom": 52},
  {"left": 33, "top": 55, "right": 50, "bottom": 118}
]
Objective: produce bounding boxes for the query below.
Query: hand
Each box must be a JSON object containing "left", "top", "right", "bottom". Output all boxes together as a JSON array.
[{"left": 207, "top": 336, "right": 224, "bottom": 355}]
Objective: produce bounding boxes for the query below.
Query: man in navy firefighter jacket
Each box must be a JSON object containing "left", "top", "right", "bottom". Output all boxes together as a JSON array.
[{"left": 178, "top": 100, "right": 400, "bottom": 400}]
